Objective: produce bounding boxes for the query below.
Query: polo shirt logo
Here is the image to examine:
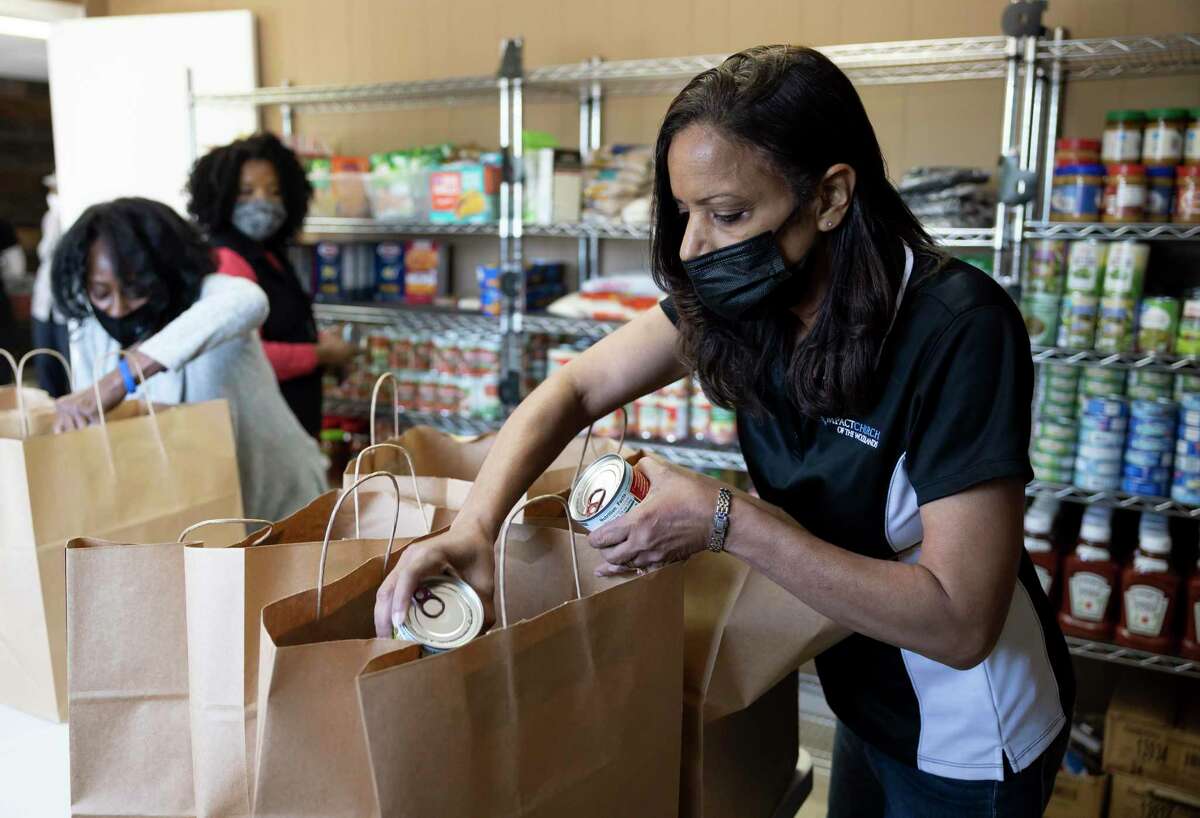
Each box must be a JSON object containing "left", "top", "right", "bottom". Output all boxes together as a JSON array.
[{"left": 821, "top": 417, "right": 882, "bottom": 449}]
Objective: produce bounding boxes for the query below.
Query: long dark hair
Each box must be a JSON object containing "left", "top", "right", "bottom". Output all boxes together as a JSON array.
[
  {"left": 652, "top": 45, "right": 936, "bottom": 418},
  {"left": 186, "top": 131, "right": 311, "bottom": 243},
  {"left": 51, "top": 197, "right": 213, "bottom": 322}
]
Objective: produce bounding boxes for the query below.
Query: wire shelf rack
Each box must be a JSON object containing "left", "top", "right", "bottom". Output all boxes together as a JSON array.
[
  {"left": 1031, "top": 347, "right": 1200, "bottom": 375},
  {"left": 1025, "top": 222, "right": 1200, "bottom": 241},
  {"left": 1026, "top": 481, "right": 1200, "bottom": 520},
  {"left": 1065, "top": 637, "right": 1200, "bottom": 679}
]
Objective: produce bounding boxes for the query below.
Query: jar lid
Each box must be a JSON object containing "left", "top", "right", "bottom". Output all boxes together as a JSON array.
[
  {"left": 1178, "top": 165, "right": 1200, "bottom": 178},
  {"left": 1139, "top": 529, "right": 1173, "bottom": 555},
  {"left": 1106, "top": 163, "right": 1146, "bottom": 175},
  {"left": 1146, "top": 166, "right": 1177, "bottom": 178},
  {"left": 1106, "top": 109, "right": 1146, "bottom": 122},
  {"left": 1055, "top": 163, "right": 1106, "bottom": 175},
  {"left": 1144, "top": 107, "right": 1188, "bottom": 120},
  {"left": 1056, "top": 137, "right": 1101, "bottom": 151}
]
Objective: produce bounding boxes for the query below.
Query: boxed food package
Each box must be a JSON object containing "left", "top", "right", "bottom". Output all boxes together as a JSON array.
[
  {"left": 476, "top": 261, "right": 567, "bottom": 316},
  {"left": 329, "top": 156, "right": 372, "bottom": 218},
  {"left": 1109, "top": 774, "right": 1200, "bottom": 817},
  {"left": 525, "top": 147, "right": 583, "bottom": 224},
  {"left": 374, "top": 241, "right": 405, "bottom": 302},
  {"left": 1044, "top": 771, "right": 1108, "bottom": 818},
  {"left": 313, "top": 241, "right": 343, "bottom": 301},
  {"left": 429, "top": 155, "right": 501, "bottom": 224},
  {"left": 1103, "top": 675, "right": 1200, "bottom": 796},
  {"left": 312, "top": 242, "right": 377, "bottom": 303},
  {"left": 403, "top": 240, "right": 450, "bottom": 305}
]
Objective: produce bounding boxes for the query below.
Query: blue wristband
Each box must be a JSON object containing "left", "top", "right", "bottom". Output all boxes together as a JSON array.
[{"left": 117, "top": 358, "right": 138, "bottom": 396}]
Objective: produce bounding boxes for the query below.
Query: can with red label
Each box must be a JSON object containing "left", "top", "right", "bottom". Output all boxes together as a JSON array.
[
  {"left": 658, "top": 396, "right": 689, "bottom": 443},
  {"left": 568, "top": 454, "right": 651, "bottom": 531}
]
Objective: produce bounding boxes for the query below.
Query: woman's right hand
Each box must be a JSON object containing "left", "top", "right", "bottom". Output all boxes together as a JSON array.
[
  {"left": 316, "top": 331, "right": 359, "bottom": 368},
  {"left": 374, "top": 518, "right": 497, "bottom": 638}
]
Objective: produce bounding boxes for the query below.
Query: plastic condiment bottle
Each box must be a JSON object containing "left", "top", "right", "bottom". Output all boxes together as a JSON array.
[
  {"left": 1059, "top": 507, "right": 1120, "bottom": 640},
  {"left": 1024, "top": 501, "right": 1059, "bottom": 600},
  {"left": 1115, "top": 519, "right": 1180, "bottom": 654},
  {"left": 1181, "top": 558, "right": 1200, "bottom": 661}
]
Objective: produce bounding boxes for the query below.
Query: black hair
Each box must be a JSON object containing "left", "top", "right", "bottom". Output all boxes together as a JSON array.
[
  {"left": 651, "top": 44, "right": 937, "bottom": 419},
  {"left": 186, "top": 131, "right": 311, "bottom": 243},
  {"left": 51, "top": 197, "right": 213, "bottom": 322}
]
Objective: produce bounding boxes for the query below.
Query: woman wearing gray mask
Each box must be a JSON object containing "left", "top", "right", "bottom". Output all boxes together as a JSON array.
[
  {"left": 187, "top": 132, "right": 356, "bottom": 437},
  {"left": 374, "top": 45, "right": 1073, "bottom": 817}
]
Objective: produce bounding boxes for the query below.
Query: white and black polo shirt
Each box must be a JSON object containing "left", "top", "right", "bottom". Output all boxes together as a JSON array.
[{"left": 663, "top": 246, "right": 1074, "bottom": 781}]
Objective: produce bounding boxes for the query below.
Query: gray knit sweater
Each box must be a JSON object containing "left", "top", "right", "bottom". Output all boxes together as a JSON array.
[{"left": 69, "top": 273, "right": 327, "bottom": 521}]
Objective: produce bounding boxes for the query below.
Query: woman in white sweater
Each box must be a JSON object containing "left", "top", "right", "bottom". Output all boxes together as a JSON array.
[{"left": 50, "top": 197, "right": 326, "bottom": 521}]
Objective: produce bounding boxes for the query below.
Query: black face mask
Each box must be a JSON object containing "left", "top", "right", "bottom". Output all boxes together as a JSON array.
[
  {"left": 681, "top": 228, "right": 811, "bottom": 321},
  {"left": 92, "top": 301, "right": 164, "bottom": 349}
]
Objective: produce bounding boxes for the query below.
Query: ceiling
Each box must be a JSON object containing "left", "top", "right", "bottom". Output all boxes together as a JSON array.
[{"left": 0, "top": 32, "right": 48, "bottom": 80}]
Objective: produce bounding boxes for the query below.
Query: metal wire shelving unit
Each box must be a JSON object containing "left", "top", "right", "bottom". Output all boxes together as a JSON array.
[
  {"left": 1030, "top": 347, "right": 1200, "bottom": 374},
  {"left": 1064, "top": 637, "right": 1200, "bottom": 679},
  {"left": 1024, "top": 222, "right": 1200, "bottom": 241},
  {"left": 1027, "top": 481, "right": 1200, "bottom": 520}
]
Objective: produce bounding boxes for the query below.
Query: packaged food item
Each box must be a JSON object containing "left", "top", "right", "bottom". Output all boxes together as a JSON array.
[
  {"left": 1095, "top": 296, "right": 1136, "bottom": 353},
  {"left": 1141, "top": 108, "right": 1188, "bottom": 167},
  {"left": 1025, "top": 239, "right": 1067, "bottom": 295},
  {"left": 1101, "top": 241, "right": 1149, "bottom": 301},
  {"left": 1058, "top": 506, "right": 1120, "bottom": 640},
  {"left": 1176, "top": 288, "right": 1200, "bottom": 355},
  {"left": 1186, "top": 108, "right": 1200, "bottom": 165},
  {"left": 373, "top": 242, "right": 405, "bottom": 302},
  {"left": 1051, "top": 164, "right": 1104, "bottom": 221},
  {"left": 1145, "top": 166, "right": 1176, "bottom": 221},
  {"left": 313, "top": 242, "right": 344, "bottom": 302},
  {"left": 1115, "top": 517, "right": 1179, "bottom": 654},
  {"left": 1176, "top": 165, "right": 1200, "bottom": 223},
  {"left": 1056, "top": 292, "right": 1099, "bottom": 349},
  {"left": 1054, "top": 138, "right": 1101, "bottom": 167},
  {"left": 429, "top": 155, "right": 501, "bottom": 224},
  {"left": 1182, "top": 551, "right": 1200, "bottom": 660},
  {"left": 1065, "top": 240, "right": 1107, "bottom": 295},
  {"left": 1101, "top": 110, "right": 1145, "bottom": 164},
  {"left": 330, "top": 156, "right": 372, "bottom": 218},
  {"left": 1102, "top": 164, "right": 1147, "bottom": 223},
  {"left": 1021, "top": 293, "right": 1061, "bottom": 346},
  {"left": 1137, "top": 296, "right": 1181, "bottom": 354},
  {"left": 708, "top": 407, "right": 737, "bottom": 446},
  {"left": 1024, "top": 498, "right": 1060, "bottom": 598},
  {"left": 402, "top": 241, "right": 449, "bottom": 305},
  {"left": 568, "top": 454, "right": 650, "bottom": 531}
]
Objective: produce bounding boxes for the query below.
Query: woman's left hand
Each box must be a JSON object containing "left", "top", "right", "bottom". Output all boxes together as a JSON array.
[{"left": 588, "top": 455, "right": 726, "bottom": 577}]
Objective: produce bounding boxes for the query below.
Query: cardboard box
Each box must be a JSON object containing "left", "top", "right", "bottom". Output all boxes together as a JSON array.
[
  {"left": 1104, "top": 676, "right": 1200, "bottom": 797},
  {"left": 1109, "top": 774, "right": 1200, "bottom": 818},
  {"left": 1044, "top": 772, "right": 1108, "bottom": 818}
]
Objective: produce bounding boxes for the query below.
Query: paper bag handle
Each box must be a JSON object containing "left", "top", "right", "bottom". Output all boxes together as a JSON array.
[
  {"left": 368, "top": 372, "right": 401, "bottom": 446},
  {"left": 351, "top": 443, "right": 427, "bottom": 539},
  {"left": 570, "top": 406, "right": 627, "bottom": 492},
  {"left": 91, "top": 349, "right": 167, "bottom": 471},
  {"left": 0, "top": 349, "right": 15, "bottom": 384},
  {"left": 316, "top": 471, "right": 403, "bottom": 618},
  {"left": 178, "top": 518, "right": 275, "bottom": 547},
  {"left": 497, "top": 493, "right": 582, "bottom": 629},
  {"left": 15, "top": 349, "right": 74, "bottom": 438}
]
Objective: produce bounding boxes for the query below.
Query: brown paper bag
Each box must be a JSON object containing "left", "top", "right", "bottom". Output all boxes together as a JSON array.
[
  {"left": 0, "top": 349, "right": 64, "bottom": 441},
  {"left": 66, "top": 536, "right": 198, "bottom": 818},
  {"left": 1, "top": 397, "right": 243, "bottom": 722},
  {"left": 185, "top": 475, "right": 452, "bottom": 818},
  {"left": 355, "top": 499, "right": 685, "bottom": 818},
  {"left": 252, "top": 486, "right": 424, "bottom": 818}
]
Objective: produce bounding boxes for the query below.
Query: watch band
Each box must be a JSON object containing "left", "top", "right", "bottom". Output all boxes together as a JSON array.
[
  {"left": 117, "top": 357, "right": 138, "bottom": 396},
  {"left": 707, "top": 487, "right": 732, "bottom": 553}
]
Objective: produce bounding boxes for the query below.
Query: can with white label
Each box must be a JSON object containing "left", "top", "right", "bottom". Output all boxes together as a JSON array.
[
  {"left": 568, "top": 454, "right": 651, "bottom": 531},
  {"left": 393, "top": 576, "right": 485, "bottom": 654}
]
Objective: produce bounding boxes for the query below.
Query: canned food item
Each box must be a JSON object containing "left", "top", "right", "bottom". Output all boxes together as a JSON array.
[
  {"left": 1033, "top": 465, "right": 1075, "bottom": 484},
  {"left": 1174, "top": 472, "right": 1200, "bottom": 492},
  {"left": 1075, "top": 471, "right": 1120, "bottom": 492},
  {"left": 1040, "top": 385, "right": 1079, "bottom": 406},
  {"left": 1176, "top": 290, "right": 1200, "bottom": 356},
  {"left": 568, "top": 454, "right": 651, "bottom": 531},
  {"left": 1131, "top": 398, "right": 1178, "bottom": 420},
  {"left": 1082, "top": 368, "right": 1127, "bottom": 390},
  {"left": 1045, "top": 363, "right": 1081, "bottom": 381},
  {"left": 1128, "top": 385, "right": 1172, "bottom": 402},
  {"left": 1174, "top": 454, "right": 1200, "bottom": 473},
  {"left": 1102, "top": 241, "right": 1150, "bottom": 299},
  {"left": 393, "top": 576, "right": 485, "bottom": 654},
  {"left": 1096, "top": 296, "right": 1137, "bottom": 353},
  {"left": 1036, "top": 422, "right": 1078, "bottom": 442},
  {"left": 1044, "top": 373, "right": 1082, "bottom": 393},
  {"left": 1082, "top": 396, "right": 1129, "bottom": 417},
  {"left": 709, "top": 407, "right": 737, "bottom": 446},
  {"left": 1184, "top": 409, "right": 1200, "bottom": 428},
  {"left": 1124, "top": 463, "right": 1172, "bottom": 481},
  {"left": 689, "top": 398, "right": 712, "bottom": 441},
  {"left": 1065, "top": 240, "right": 1108, "bottom": 295},
  {"left": 1176, "top": 375, "right": 1200, "bottom": 400},
  {"left": 1079, "top": 413, "right": 1128, "bottom": 432},
  {"left": 1124, "top": 448, "right": 1173, "bottom": 469},
  {"left": 1076, "top": 455, "right": 1124, "bottom": 476},
  {"left": 1022, "top": 294, "right": 1061, "bottom": 346},
  {"left": 1129, "top": 369, "right": 1174, "bottom": 389},
  {"left": 1078, "top": 429, "right": 1125, "bottom": 448},
  {"left": 1130, "top": 418, "right": 1174, "bottom": 438},
  {"left": 1078, "top": 444, "right": 1124, "bottom": 463},
  {"left": 1081, "top": 380, "right": 1124, "bottom": 398},
  {"left": 1177, "top": 438, "right": 1200, "bottom": 457},
  {"left": 1170, "top": 485, "right": 1200, "bottom": 505},
  {"left": 1179, "top": 424, "right": 1200, "bottom": 443},
  {"left": 1033, "top": 437, "right": 1076, "bottom": 457},
  {"left": 1137, "top": 297, "right": 1181, "bottom": 354},
  {"left": 1057, "top": 293, "right": 1099, "bottom": 349},
  {"left": 1127, "top": 434, "right": 1174, "bottom": 453},
  {"left": 658, "top": 396, "right": 690, "bottom": 443},
  {"left": 1026, "top": 240, "right": 1066, "bottom": 295},
  {"left": 1038, "top": 398, "right": 1078, "bottom": 419},
  {"left": 1180, "top": 391, "right": 1200, "bottom": 413},
  {"left": 1032, "top": 450, "right": 1074, "bottom": 470},
  {"left": 1121, "top": 477, "right": 1169, "bottom": 497},
  {"left": 636, "top": 398, "right": 661, "bottom": 441}
]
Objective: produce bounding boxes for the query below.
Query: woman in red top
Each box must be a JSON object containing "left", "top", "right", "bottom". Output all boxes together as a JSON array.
[{"left": 187, "top": 132, "right": 355, "bottom": 437}]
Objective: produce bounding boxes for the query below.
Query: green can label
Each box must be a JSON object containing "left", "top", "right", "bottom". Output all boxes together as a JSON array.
[{"left": 1137, "top": 297, "right": 1181, "bottom": 354}]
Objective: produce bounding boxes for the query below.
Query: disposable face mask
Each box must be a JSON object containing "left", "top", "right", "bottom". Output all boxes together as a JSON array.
[
  {"left": 92, "top": 299, "right": 163, "bottom": 348},
  {"left": 232, "top": 198, "right": 287, "bottom": 242},
  {"left": 682, "top": 228, "right": 810, "bottom": 320}
]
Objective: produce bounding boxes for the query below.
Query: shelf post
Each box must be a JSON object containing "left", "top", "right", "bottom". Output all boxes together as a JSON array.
[
  {"left": 497, "top": 38, "right": 526, "bottom": 410},
  {"left": 1039, "top": 27, "right": 1065, "bottom": 223}
]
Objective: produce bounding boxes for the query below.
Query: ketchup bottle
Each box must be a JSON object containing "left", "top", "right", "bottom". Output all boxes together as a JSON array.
[
  {"left": 1181, "top": 558, "right": 1200, "bottom": 661},
  {"left": 1024, "top": 499, "right": 1060, "bottom": 601},
  {"left": 1059, "top": 506, "right": 1120, "bottom": 640},
  {"left": 1115, "top": 516, "right": 1180, "bottom": 654}
]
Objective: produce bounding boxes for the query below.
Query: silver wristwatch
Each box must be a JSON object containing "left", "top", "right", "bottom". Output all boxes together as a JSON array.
[{"left": 707, "top": 488, "right": 732, "bottom": 553}]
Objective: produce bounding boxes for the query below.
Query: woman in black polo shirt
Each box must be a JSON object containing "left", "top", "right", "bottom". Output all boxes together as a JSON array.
[{"left": 374, "top": 45, "right": 1074, "bottom": 817}]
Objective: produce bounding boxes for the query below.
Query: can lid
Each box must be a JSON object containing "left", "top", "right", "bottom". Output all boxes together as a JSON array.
[
  {"left": 1080, "top": 520, "right": 1111, "bottom": 544},
  {"left": 1144, "top": 107, "right": 1188, "bottom": 120},
  {"left": 400, "top": 577, "right": 484, "bottom": 651},
  {"left": 1106, "top": 163, "right": 1146, "bottom": 175},
  {"left": 1105, "top": 109, "right": 1146, "bottom": 122},
  {"left": 569, "top": 454, "right": 628, "bottom": 521},
  {"left": 1056, "top": 137, "right": 1101, "bottom": 151}
]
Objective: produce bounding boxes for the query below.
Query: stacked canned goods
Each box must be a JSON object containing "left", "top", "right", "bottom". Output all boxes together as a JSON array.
[
  {"left": 1137, "top": 296, "right": 1181, "bottom": 354},
  {"left": 1122, "top": 399, "right": 1177, "bottom": 497},
  {"left": 1173, "top": 392, "right": 1200, "bottom": 505},
  {"left": 1021, "top": 240, "right": 1066, "bottom": 346},
  {"left": 1127, "top": 369, "right": 1174, "bottom": 401},
  {"left": 1175, "top": 373, "right": 1200, "bottom": 402},
  {"left": 1057, "top": 240, "right": 1106, "bottom": 350},
  {"left": 1075, "top": 395, "right": 1129, "bottom": 492},
  {"left": 1031, "top": 364, "right": 1080, "bottom": 484},
  {"left": 1096, "top": 241, "right": 1148, "bottom": 353}
]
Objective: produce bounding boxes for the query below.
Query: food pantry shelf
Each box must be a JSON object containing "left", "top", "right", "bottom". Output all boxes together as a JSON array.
[
  {"left": 1025, "top": 222, "right": 1200, "bottom": 241},
  {"left": 1026, "top": 481, "right": 1200, "bottom": 520},
  {"left": 1042, "top": 33, "right": 1200, "bottom": 80},
  {"left": 1065, "top": 637, "right": 1200, "bottom": 680},
  {"left": 1031, "top": 347, "right": 1200, "bottom": 375},
  {"left": 313, "top": 302, "right": 622, "bottom": 338},
  {"left": 323, "top": 400, "right": 748, "bottom": 471}
]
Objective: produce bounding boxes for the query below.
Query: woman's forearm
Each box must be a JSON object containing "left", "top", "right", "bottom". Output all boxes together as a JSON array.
[
  {"left": 722, "top": 496, "right": 997, "bottom": 670},
  {"left": 453, "top": 373, "right": 594, "bottom": 539}
]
